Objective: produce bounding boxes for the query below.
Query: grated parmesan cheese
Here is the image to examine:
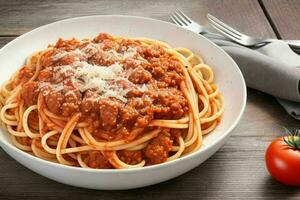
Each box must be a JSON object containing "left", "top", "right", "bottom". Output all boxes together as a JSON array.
[
  {"left": 46, "top": 41, "right": 148, "bottom": 102},
  {"left": 123, "top": 47, "right": 137, "bottom": 59},
  {"left": 52, "top": 48, "right": 85, "bottom": 61}
]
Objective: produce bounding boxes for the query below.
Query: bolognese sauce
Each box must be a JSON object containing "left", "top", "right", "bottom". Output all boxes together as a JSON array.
[
  {"left": 1, "top": 32, "right": 224, "bottom": 169},
  {"left": 18, "top": 33, "right": 188, "bottom": 167}
]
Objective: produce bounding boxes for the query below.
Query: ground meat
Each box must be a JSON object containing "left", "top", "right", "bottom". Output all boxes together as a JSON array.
[
  {"left": 21, "top": 81, "right": 39, "bottom": 107},
  {"left": 150, "top": 55, "right": 183, "bottom": 74},
  {"left": 90, "top": 50, "right": 116, "bottom": 66},
  {"left": 128, "top": 66, "right": 152, "bottom": 84},
  {"left": 61, "top": 89, "right": 81, "bottom": 116},
  {"left": 121, "top": 96, "right": 154, "bottom": 128},
  {"left": 126, "top": 89, "right": 144, "bottom": 98},
  {"left": 39, "top": 50, "right": 56, "bottom": 68},
  {"left": 101, "top": 39, "right": 120, "bottom": 51},
  {"left": 55, "top": 38, "right": 81, "bottom": 51},
  {"left": 80, "top": 90, "right": 100, "bottom": 113},
  {"left": 93, "top": 33, "right": 114, "bottom": 43},
  {"left": 38, "top": 68, "right": 53, "bottom": 82},
  {"left": 157, "top": 71, "right": 182, "bottom": 87},
  {"left": 99, "top": 99, "right": 120, "bottom": 130},
  {"left": 109, "top": 79, "right": 136, "bottom": 91},
  {"left": 93, "top": 33, "right": 119, "bottom": 51},
  {"left": 152, "top": 88, "right": 188, "bottom": 119},
  {"left": 19, "top": 137, "right": 32, "bottom": 146},
  {"left": 117, "top": 150, "right": 143, "bottom": 165},
  {"left": 15, "top": 66, "right": 34, "bottom": 85},
  {"left": 86, "top": 151, "right": 112, "bottom": 169},
  {"left": 12, "top": 33, "right": 196, "bottom": 168},
  {"left": 122, "top": 57, "right": 149, "bottom": 69},
  {"left": 152, "top": 66, "right": 165, "bottom": 77},
  {"left": 120, "top": 105, "right": 139, "bottom": 127},
  {"left": 78, "top": 42, "right": 98, "bottom": 58},
  {"left": 143, "top": 45, "right": 164, "bottom": 58},
  {"left": 149, "top": 57, "right": 184, "bottom": 86},
  {"left": 119, "top": 39, "right": 142, "bottom": 50},
  {"left": 170, "top": 129, "right": 183, "bottom": 141},
  {"left": 144, "top": 129, "right": 173, "bottom": 164},
  {"left": 58, "top": 54, "right": 80, "bottom": 66},
  {"left": 44, "top": 89, "right": 64, "bottom": 114},
  {"left": 135, "top": 116, "right": 151, "bottom": 128},
  {"left": 18, "top": 34, "right": 189, "bottom": 164}
]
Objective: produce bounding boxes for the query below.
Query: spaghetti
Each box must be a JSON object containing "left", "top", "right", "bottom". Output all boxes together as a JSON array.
[{"left": 0, "top": 33, "right": 224, "bottom": 169}]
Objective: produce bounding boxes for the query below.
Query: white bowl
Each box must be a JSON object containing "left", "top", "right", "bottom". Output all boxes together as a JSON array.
[{"left": 0, "top": 15, "right": 246, "bottom": 190}]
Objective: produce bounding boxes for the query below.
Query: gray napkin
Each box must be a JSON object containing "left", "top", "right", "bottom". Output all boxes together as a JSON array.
[{"left": 203, "top": 33, "right": 300, "bottom": 120}]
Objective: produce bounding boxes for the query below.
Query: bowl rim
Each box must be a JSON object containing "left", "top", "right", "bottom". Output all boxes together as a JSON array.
[{"left": 0, "top": 15, "right": 247, "bottom": 173}]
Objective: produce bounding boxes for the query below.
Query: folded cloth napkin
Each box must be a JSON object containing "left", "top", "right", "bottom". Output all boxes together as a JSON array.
[{"left": 202, "top": 33, "right": 300, "bottom": 120}]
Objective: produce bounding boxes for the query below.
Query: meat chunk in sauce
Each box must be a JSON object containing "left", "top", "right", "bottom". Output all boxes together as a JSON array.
[
  {"left": 93, "top": 33, "right": 119, "bottom": 51},
  {"left": 15, "top": 34, "right": 191, "bottom": 168},
  {"left": 15, "top": 66, "right": 34, "bottom": 85},
  {"left": 143, "top": 45, "right": 164, "bottom": 58},
  {"left": 99, "top": 99, "right": 120, "bottom": 130},
  {"left": 55, "top": 38, "right": 81, "bottom": 51},
  {"left": 38, "top": 68, "right": 53, "bottom": 82},
  {"left": 80, "top": 90, "right": 100, "bottom": 113},
  {"left": 44, "top": 89, "right": 64, "bottom": 114},
  {"left": 144, "top": 129, "right": 173, "bottom": 164},
  {"left": 120, "top": 105, "right": 139, "bottom": 127},
  {"left": 152, "top": 89, "right": 188, "bottom": 119},
  {"left": 128, "top": 66, "right": 152, "bottom": 84},
  {"left": 61, "top": 89, "right": 81, "bottom": 116},
  {"left": 21, "top": 81, "right": 39, "bottom": 107},
  {"left": 86, "top": 151, "right": 112, "bottom": 169},
  {"left": 117, "top": 150, "right": 143, "bottom": 165}
]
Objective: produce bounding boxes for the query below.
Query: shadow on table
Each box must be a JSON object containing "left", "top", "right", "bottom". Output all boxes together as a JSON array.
[
  {"left": 0, "top": 153, "right": 212, "bottom": 200},
  {"left": 2, "top": 160, "right": 300, "bottom": 200},
  {"left": 246, "top": 88, "right": 299, "bottom": 128},
  {"left": 260, "top": 177, "right": 300, "bottom": 199}
]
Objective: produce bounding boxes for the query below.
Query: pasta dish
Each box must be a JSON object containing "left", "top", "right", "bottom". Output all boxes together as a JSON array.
[{"left": 0, "top": 33, "right": 224, "bottom": 169}]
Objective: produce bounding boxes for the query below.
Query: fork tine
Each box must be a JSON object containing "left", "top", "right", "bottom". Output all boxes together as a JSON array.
[
  {"left": 207, "top": 15, "right": 241, "bottom": 40},
  {"left": 173, "top": 12, "right": 188, "bottom": 26},
  {"left": 176, "top": 10, "right": 192, "bottom": 23},
  {"left": 207, "top": 14, "right": 243, "bottom": 37},
  {"left": 170, "top": 15, "right": 183, "bottom": 26},
  {"left": 209, "top": 22, "right": 241, "bottom": 42}
]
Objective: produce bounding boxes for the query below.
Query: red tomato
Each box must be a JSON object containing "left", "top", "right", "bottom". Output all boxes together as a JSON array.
[{"left": 265, "top": 137, "right": 300, "bottom": 186}]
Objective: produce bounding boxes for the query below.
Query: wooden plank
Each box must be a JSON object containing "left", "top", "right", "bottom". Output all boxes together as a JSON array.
[
  {"left": 0, "top": 0, "right": 275, "bottom": 38},
  {"left": 0, "top": 37, "right": 14, "bottom": 46},
  {"left": 261, "top": 0, "right": 300, "bottom": 39}
]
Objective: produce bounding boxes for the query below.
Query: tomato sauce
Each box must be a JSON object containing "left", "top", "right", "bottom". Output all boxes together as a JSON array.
[{"left": 18, "top": 33, "right": 189, "bottom": 167}]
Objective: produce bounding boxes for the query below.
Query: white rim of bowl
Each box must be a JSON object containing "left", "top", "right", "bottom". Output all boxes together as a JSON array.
[{"left": 0, "top": 15, "right": 247, "bottom": 173}]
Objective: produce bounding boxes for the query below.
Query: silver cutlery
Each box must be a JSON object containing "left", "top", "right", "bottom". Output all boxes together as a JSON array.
[
  {"left": 170, "top": 10, "right": 220, "bottom": 37},
  {"left": 207, "top": 13, "right": 300, "bottom": 49},
  {"left": 170, "top": 10, "right": 209, "bottom": 34},
  {"left": 169, "top": 10, "right": 300, "bottom": 50}
]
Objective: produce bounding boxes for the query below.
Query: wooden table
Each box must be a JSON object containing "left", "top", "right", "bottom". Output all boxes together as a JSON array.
[{"left": 0, "top": 0, "right": 300, "bottom": 199}]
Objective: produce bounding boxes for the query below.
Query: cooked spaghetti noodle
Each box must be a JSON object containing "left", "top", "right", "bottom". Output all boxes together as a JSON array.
[{"left": 0, "top": 33, "right": 224, "bottom": 169}]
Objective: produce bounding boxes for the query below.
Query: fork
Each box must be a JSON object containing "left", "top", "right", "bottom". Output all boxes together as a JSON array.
[
  {"left": 207, "top": 13, "right": 300, "bottom": 49},
  {"left": 170, "top": 10, "right": 208, "bottom": 33},
  {"left": 170, "top": 10, "right": 220, "bottom": 37},
  {"left": 170, "top": 10, "right": 300, "bottom": 50}
]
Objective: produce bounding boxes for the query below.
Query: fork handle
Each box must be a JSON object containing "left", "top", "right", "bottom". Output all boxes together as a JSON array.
[
  {"left": 284, "top": 40, "right": 300, "bottom": 49},
  {"left": 266, "top": 39, "right": 300, "bottom": 49}
]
